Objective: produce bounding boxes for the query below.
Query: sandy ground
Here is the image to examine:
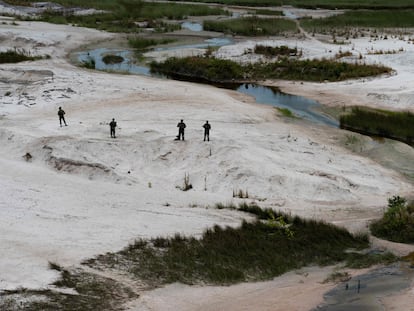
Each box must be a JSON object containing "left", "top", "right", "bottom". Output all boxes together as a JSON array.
[{"left": 0, "top": 7, "right": 413, "bottom": 311}]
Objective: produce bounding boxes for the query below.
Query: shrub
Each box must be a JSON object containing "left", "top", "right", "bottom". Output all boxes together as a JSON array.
[{"left": 370, "top": 196, "right": 414, "bottom": 243}]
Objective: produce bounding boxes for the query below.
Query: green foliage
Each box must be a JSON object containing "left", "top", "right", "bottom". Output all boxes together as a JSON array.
[
  {"left": 0, "top": 269, "right": 136, "bottom": 310},
  {"left": 81, "top": 56, "right": 95, "bottom": 69},
  {"left": 102, "top": 54, "right": 124, "bottom": 64},
  {"left": 277, "top": 107, "right": 295, "bottom": 118},
  {"left": 164, "top": 0, "right": 414, "bottom": 10},
  {"left": 370, "top": 196, "right": 414, "bottom": 243},
  {"left": 150, "top": 56, "right": 391, "bottom": 83},
  {"left": 86, "top": 203, "right": 368, "bottom": 285},
  {"left": 254, "top": 45, "right": 300, "bottom": 57},
  {"left": 26, "top": 0, "right": 226, "bottom": 33},
  {"left": 340, "top": 107, "right": 414, "bottom": 145},
  {"left": 204, "top": 16, "right": 297, "bottom": 36},
  {"left": 345, "top": 251, "right": 398, "bottom": 268},
  {"left": 0, "top": 48, "right": 45, "bottom": 63},
  {"left": 128, "top": 37, "right": 175, "bottom": 49},
  {"left": 150, "top": 56, "right": 245, "bottom": 82},
  {"left": 254, "top": 58, "right": 391, "bottom": 82},
  {"left": 301, "top": 10, "right": 414, "bottom": 32}
]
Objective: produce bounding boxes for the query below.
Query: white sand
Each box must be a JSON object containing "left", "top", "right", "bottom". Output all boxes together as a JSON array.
[{"left": 0, "top": 11, "right": 413, "bottom": 311}]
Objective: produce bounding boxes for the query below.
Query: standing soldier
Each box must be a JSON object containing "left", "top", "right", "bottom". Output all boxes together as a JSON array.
[
  {"left": 58, "top": 107, "right": 67, "bottom": 127},
  {"left": 177, "top": 119, "right": 186, "bottom": 141},
  {"left": 110, "top": 118, "right": 117, "bottom": 138},
  {"left": 203, "top": 120, "right": 211, "bottom": 141}
]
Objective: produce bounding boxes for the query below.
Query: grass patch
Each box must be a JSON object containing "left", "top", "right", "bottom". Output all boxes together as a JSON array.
[
  {"left": 165, "top": 0, "right": 414, "bottom": 10},
  {"left": 345, "top": 251, "right": 398, "bottom": 268},
  {"left": 0, "top": 48, "right": 47, "bottom": 63},
  {"left": 150, "top": 55, "right": 392, "bottom": 83},
  {"left": 150, "top": 56, "right": 245, "bottom": 82},
  {"left": 20, "top": 1, "right": 228, "bottom": 33},
  {"left": 301, "top": 10, "right": 414, "bottom": 33},
  {"left": 128, "top": 37, "right": 176, "bottom": 50},
  {"left": 203, "top": 16, "right": 297, "bottom": 36},
  {"left": 102, "top": 54, "right": 124, "bottom": 64},
  {"left": 277, "top": 107, "right": 296, "bottom": 118},
  {"left": 254, "top": 44, "right": 301, "bottom": 58},
  {"left": 370, "top": 196, "right": 414, "bottom": 243},
  {"left": 84, "top": 203, "right": 369, "bottom": 286},
  {"left": 0, "top": 268, "right": 137, "bottom": 311},
  {"left": 340, "top": 107, "right": 414, "bottom": 145}
]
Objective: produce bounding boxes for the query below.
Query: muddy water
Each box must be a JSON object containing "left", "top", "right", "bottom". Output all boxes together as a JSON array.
[{"left": 314, "top": 263, "right": 414, "bottom": 310}]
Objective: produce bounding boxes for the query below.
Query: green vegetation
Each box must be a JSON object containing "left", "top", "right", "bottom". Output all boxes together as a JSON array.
[
  {"left": 254, "top": 44, "right": 300, "bottom": 57},
  {"left": 150, "top": 56, "right": 245, "bottom": 82},
  {"left": 81, "top": 57, "right": 95, "bottom": 69},
  {"left": 128, "top": 37, "right": 175, "bottom": 49},
  {"left": 102, "top": 54, "right": 124, "bottom": 64},
  {"left": 0, "top": 48, "right": 47, "bottom": 63},
  {"left": 253, "top": 9, "right": 283, "bottom": 16},
  {"left": 277, "top": 107, "right": 296, "bottom": 118},
  {"left": 370, "top": 196, "right": 414, "bottom": 243},
  {"left": 84, "top": 203, "right": 369, "bottom": 285},
  {"left": 150, "top": 55, "right": 392, "bottom": 83},
  {"left": 0, "top": 267, "right": 136, "bottom": 310},
  {"left": 170, "top": 0, "right": 414, "bottom": 10},
  {"left": 301, "top": 10, "right": 414, "bottom": 33},
  {"left": 340, "top": 107, "right": 414, "bottom": 145},
  {"left": 17, "top": 0, "right": 227, "bottom": 33},
  {"left": 255, "top": 58, "right": 391, "bottom": 82},
  {"left": 204, "top": 17, "right": 297, "bottom": 36}
]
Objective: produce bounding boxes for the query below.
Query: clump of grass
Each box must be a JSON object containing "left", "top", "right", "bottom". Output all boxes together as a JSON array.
[
  {"left": 178, "top": 173, "right": 192, "bottom": 191},
  {"left": 340, "top": 107, "right": 414, "bottom": 145},
  {"left": 301, "top": 10, "right": 414, "bottom": 33},
  {"left": 344, "top": 251, "right": 398, "bottom": 268},
  {"left": 203, "top": 16, "right": 297, "bottom": 36},
  {"left": 277, "top": 107, "right": 295, "bottom": 118},
  {"left": 85, "top": 203, "right": 369, "bottom": 286},
  {"left": 0, "top": 268, "right": 137, "bottom": 310},
  {"left": 254, "top": 44, "right": 301, "bottom": 58},
  {"left": 370, "top": 196, "right": 414, "bottom": 243},
  {"left": 323, "top": 271, "right": 351, "bottom": 283},
  {"left": 150, "top": 56, "right": 245, "bottom": 82},
  {"left": 80, "top": 57, "right": 95, "bottom": 69},
  {"left": 0, "top": 48, "right": 45, "bottom": 63},
  {"left": 233, "top": 188, "right": 249, "bottom": 198},
  {"left": 102, "top": 54, "right": 124, "bottom": 64},
  {"left": 127, "top": 37, "right": 176, "bottom": 49},
  {"left": 335, "top": 50, "right": 353, "bottom": 58}
]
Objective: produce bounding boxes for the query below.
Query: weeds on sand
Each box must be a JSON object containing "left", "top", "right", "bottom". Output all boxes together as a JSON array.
[{"left": 85, "top": 203, "right": 369, "bottom": 286}]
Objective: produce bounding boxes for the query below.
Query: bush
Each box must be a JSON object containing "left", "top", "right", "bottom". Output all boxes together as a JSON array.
[{"left": 370, "top": 196, "right": 414, "bottom": 243}]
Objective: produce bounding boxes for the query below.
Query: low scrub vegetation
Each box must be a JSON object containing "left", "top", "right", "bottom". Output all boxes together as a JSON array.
[
  {"left": 0, "top": 48, "right": 47, "bottom": 63},
  {"left": 102, "top": 54, "right": 123, "bottom": 64},
  {"left": 340, "top": 107, "right": 414, "bottom": 145},
  {"left": 370, "top": 196, "right": 414, "bottom": 243},
  {"left": 0, "top": 268, "right": 136, "bottom": 310},
  {"left": 150, "top": 56, "right": 245, "bottom": 82},
  {"left": 150, "top": 55, "right": 392, "bottom": 83},
  {"left": 301, "top": 10, "right": 414, "bottom": 33},
  {"left": 128, "top": 37, "right": 175, "bottom": 49},
  {"left": 254, "top": 44, "right": 301, "bottom": 57},
  {"left": 170, "top": 0, "right": 414, "bottom": 10},
  {"left": 203, "top": 16, "right": 297, "bottom": 36},
  {"left": 20, "top": 0, "right": 227, "bottom": 33},
  {"left": 84, "top": 203, "right": 369, "bottom": 285}
]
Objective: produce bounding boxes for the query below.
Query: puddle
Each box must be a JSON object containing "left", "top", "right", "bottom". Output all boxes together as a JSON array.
[{"left": 314, "top": 263, "right": 414, "bottom": 310}]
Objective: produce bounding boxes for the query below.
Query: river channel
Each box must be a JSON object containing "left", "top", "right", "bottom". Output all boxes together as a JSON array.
[{"left": 76, "top": 37, "right": 338, "bottom": 127}]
